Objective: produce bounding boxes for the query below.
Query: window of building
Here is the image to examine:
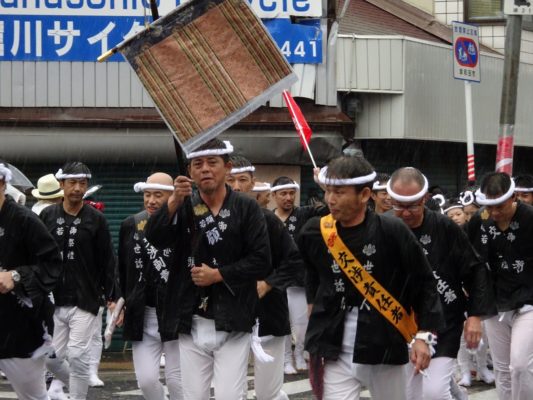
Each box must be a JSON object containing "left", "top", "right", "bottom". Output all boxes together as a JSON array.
[{"left": 465, "top": 0, "right": 505, "bottom": 23}]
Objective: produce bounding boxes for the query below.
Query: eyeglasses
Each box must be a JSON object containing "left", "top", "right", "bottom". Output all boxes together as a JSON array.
[{"left": 392, "top": 203, "right": 423, "bottom": 212}]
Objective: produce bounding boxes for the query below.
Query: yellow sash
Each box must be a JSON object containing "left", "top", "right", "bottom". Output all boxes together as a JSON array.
[{"left": 320, "top": 214, "right": 418, "bottom": 342}]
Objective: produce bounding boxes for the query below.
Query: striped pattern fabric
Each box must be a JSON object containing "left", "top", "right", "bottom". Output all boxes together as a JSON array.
[{"left": 120, "top": 0, "right": 296, "bottom": 153}]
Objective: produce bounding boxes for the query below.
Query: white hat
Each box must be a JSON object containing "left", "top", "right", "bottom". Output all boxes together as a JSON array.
[{"left": 31, "top": 174, "right": 64, "bottom": 200}]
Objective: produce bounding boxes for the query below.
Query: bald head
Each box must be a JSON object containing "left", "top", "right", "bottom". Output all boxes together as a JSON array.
[
  {"left": 144, "top": 172, "right": 174, "bottom": 215},
  {"left": 146, "top": 172, "right": 173, "bottom": 187},
  {"left": 390, "top": 167, "right": 427, "bottom": 229},
  {"left": 390, "top": 167, "right": 425, "bottom": 191}
]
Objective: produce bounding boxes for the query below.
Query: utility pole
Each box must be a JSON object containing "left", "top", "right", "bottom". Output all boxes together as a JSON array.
[{"left": 496, "top": 14, "right": 523, "bottom": 175}]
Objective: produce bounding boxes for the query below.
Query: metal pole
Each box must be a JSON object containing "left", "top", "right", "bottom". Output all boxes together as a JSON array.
[
  {"left": 464, "top": 81, "right": 476, "bottom": 184},
  {"left": 496, "top": 15, "right": 522, "bottom": 175}
]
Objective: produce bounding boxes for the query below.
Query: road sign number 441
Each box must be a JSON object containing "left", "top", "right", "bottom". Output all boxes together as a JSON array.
[{"left": 280, "top": 40, "right": 317, "bottom": 59}]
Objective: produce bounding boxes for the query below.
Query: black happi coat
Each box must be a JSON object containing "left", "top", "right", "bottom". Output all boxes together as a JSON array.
[
  {"left": 299, "top": 211, "right": 444, "bottom": 365},
  {"left": 119, "top": 210, "right": 175, "bottom": 342},
  {"left": 411, "top": 209, "right": 495, "bottom": 358},
  {"left": 40, "top": 203, "right": 119, "bottom": 315},
  {"left": 468, "top": 202, "right": 533, "bottom": 312},
  {"left": 278, "top": 204, "right": 328, "bottom": 286},
  {"left": 0, "top": 197, "right": 62, "bottom": 358},
  {"left": 257, "top": 209, "right": 299, "bottom": 337},
  {"left": 146, "top": 187, "right": 271, "bottom": 336}
]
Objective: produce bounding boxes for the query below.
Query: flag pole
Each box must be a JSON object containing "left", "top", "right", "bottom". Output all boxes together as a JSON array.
[
  {"left": 299, "top": 128, "right": 317, "bottom": 169},
  {"left": 97, "top": 0, "right": 160, "bottom": 62}
]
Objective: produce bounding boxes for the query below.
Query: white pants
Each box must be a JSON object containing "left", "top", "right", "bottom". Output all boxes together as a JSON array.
[
  {"left": 253, "top": 336, "right": 288, "bottom": 400},
  {"left": 0, "top": 357, "right": 48, "bottom": 400},
  {"left": 132, "top": 307, "right": 183, "bottom": 400},
  {"left": 46, "top": 306, "right": 100, "bottom": 400},
  {"left": 285, "top": 287, "right": 308, "bottom": 360},
  {"left": 485, "top": 306, "right": 533, "bottom": 400},
  {"left": 406, "top": 357, "right": 455, "bottom": 400},
  {"left": 457, "top": 321, "right": 490, "bottom": 376},
  {"left": 89, "top": 307, "right": 104, "bottom": 376},
  {"left": 179, "top": 316, "right": 251, "bottom": 400},
  {"left": 324, "top": 308, "right": 407, "bottom": 400}
]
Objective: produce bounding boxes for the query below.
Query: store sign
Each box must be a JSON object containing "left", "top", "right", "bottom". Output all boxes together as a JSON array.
[
  {"left": 0, "top": 0, "right": 322, "bottom": 61},
  {"left": 246, "top": 0, "right": 322, "bottom": 18}
]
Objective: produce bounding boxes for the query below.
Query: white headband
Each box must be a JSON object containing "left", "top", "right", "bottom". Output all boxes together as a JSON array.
[
  {"left": 460, "top": 191, "right": 475, "bottom": 206},
  {"left": 317, "top": 167, "right": 377, "bottom": 186},
  {"left": 186, "top": 141, "right": 233, "bottom": 160},
  {"left": 515, "top": 187, "right": 533, "bottom": 193},
  {"left": 387, "top": 174, "right": 429, "bottom": 203},
  {"left": 444, "top": 204, "right": 463, "bottom": 213},
  {"left": 55, "top": 169, "right": 92, "bottom": 180},
  {"left": 372, "top": 181, "right": 387, "bottom": 191},
  {"left": 134, "top": 182, "right": 175, "bottom": 193},
  {"left": 432, "top": 194, "right": 446, "bottom": 207},
  {"left": 476, "top": 180, "right": 515, "bottom": 206},
  {"left": 231, "top": 166, "right": 255, "bottom": 174},
  {"left": 271, "top": 183, "right": 300, "bottom": 192},
  {"left": 252, "top": 183, "right": 271, "bottom": 192},
  {"left": 0, "top": 164, "right": 12, "bottom": 183}
]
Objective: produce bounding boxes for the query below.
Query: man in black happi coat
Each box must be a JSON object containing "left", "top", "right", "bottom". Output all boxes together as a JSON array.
[
  {"left": 299, "top": 155, "right": 444, "bottom": 400},
  {"left": 146, "top": 139, "right": 271, "bottom": 400},
  {"left": 0, "top": 160, "right": 62, "bottom": 400}
]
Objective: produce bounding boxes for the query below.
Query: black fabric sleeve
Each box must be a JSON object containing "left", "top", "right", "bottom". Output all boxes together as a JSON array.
[
  {"left": 451, "top": 223, "right": 496, "bottom": 318},
  {"left": 219, "top": 201, "right": 272, "bottom": 288},
  {"left": 393, "top": 222, "right": 445, "bottom": 332},
  {"left": 97, "top": 214, "right": 120, "bottom": 302},
  {"left": 118, "top": 218, "right": 133, "bottom": 298},
  {"left": 17, "top": 212, "right": 63, "bottom": 302},
  {"left": 298, "top": 219, "right": 321, "bottom": 305},
  {"left": 264, "top": 219, "right": 300, "bottom": 292},
  {"left": 145, "top": 203, "right": 180, "bottom": 250}
]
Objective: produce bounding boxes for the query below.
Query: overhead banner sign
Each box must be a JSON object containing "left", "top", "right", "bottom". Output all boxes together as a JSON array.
[
  {"left": 452, "top": 21, "right": 480, "bottom": 83},
  {"left": 0, "top": 0, "right": 322, "bottom": 62},
  {"left": 504, "top": 0, "right": 533, "bottom": 15}
]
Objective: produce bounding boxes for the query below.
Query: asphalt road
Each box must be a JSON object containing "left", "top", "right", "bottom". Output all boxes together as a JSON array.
[{"left": 0, "top": 352, "right": 498, "bottom": 399}]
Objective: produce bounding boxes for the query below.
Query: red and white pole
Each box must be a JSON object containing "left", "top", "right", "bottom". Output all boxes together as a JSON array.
[
  {"left": 464, "top": 81, "right": 476, "bottom": 184},
  {"left": 495, "top": 134, "right": 514, "bottom": 175},
  {"left": 496, "top": 15, "right": 522, "bottom": 176},
  {"left": 467, "top": 154, "right": 476, "bottom": 183}
]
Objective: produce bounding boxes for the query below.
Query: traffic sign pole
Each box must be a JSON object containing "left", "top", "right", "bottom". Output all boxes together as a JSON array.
[
  {"left": 452, "top": 21, "right": 480, "bottom": 184},
  {"left": 464, "top": 81, "right": 476, "bottom": 184}
]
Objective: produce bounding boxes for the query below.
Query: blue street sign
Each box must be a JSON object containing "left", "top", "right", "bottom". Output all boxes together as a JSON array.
[
  {"left": 262, "top": 18, "right": 322, "bottom": 64},
  {"left": 0, "top": 15, "right": 143, "bottom": 62},
  {"left": 0, "top": 7, "right": 322, "bottom": 63}
]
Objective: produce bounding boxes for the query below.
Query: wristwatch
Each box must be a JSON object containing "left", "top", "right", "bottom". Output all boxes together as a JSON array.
[
  {"left": 11, "top": 270, "right": 21, "bottom": 284},
  {"left": 415, "top": 331, "right": 436, "bottom": 345}
]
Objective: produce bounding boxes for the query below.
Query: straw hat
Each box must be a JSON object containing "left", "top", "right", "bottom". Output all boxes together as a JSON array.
[{"left": 31, "top": 174, "right": 64, "bottom": 200}]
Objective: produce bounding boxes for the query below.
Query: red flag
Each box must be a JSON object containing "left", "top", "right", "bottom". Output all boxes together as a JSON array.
[{"left": 283, "top": 90, "right": 312, "bottom": 148}]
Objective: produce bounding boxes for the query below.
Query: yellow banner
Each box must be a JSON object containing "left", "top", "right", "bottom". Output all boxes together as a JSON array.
[{"left": 320, "top": 214, "right": 418, "bottom": 342}]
